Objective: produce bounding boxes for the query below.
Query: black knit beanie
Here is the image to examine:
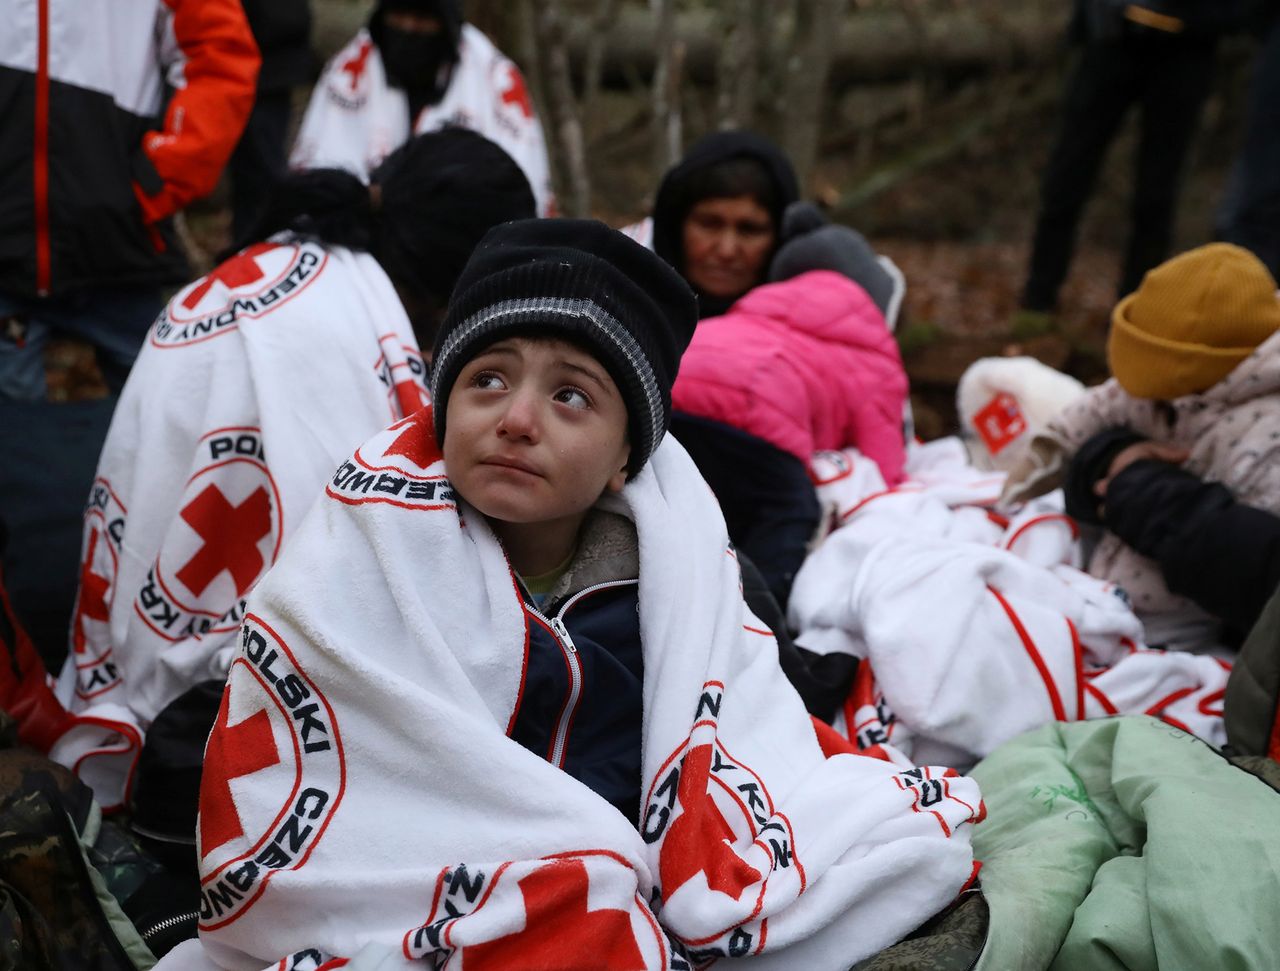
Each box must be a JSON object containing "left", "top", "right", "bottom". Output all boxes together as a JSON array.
[{"left": 431, "top": 219, "right": 698, "bottom": 476}]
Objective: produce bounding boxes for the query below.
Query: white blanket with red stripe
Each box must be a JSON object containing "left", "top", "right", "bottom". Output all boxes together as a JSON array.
[
  {"left": 171, "top": 415, "right": 982, "bottom": 971},
  {"left": 290, "top": 26, "right": 555, "bottom": 216},
  {"left": 51, "top": 239, "right": 427, "bottom": 810},
  {"left": 790, "top": 442, "right": 1230, "bottom": 769}
]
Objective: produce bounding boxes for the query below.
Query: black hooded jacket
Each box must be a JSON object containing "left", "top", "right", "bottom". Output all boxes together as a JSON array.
[{"left": 650, "top": 131, "right": 800, "bottom": 319}]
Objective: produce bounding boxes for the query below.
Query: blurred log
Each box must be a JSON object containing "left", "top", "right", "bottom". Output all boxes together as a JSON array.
[{"left": 562, "top": 6, "right": 1066, "bottom": 90}]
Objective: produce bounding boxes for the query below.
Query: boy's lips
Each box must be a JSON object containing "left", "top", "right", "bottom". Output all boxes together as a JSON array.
[{"left": 479, "top": 455, "right": 544, "bottom": 478}]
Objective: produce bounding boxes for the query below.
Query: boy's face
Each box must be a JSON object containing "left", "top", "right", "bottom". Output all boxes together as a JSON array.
[{"left": 443, "top": 337, "right": 631, "bottom": 528}]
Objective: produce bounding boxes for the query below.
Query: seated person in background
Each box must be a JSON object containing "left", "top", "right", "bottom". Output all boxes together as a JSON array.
[
  {"left": 671, "top": 203, "right": 909, "bottom": 608},
  {"left": 634, "top": 130, "right": 800, "bottom": 319},
  {"left": 290, "top": 0, "right": 555, "bottom": 214},
  {"left": 173, "top": 219, "right": 982, "bottom": 971},
  {"left": 1005, "top": 242, "right": 1280, "bottom": 650},
  {"left": 47, "top": 130, "right": 535, "bottom": 811},
  {"left": 1066, "top": 432, "right": 1280, "bottom": 640}
]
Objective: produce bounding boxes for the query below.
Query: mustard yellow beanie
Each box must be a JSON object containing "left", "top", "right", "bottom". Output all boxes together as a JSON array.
[{"left": 1108, "top": 243, "right": 1280, "bottom": 399}]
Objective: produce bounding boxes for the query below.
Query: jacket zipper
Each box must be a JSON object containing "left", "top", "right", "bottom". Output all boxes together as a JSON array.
[
  {"left": 139, "top": 910, "right": 198, "bottom": 944},
  {"left": 528, "top": 579, "right": 637, "bottom": 769},
  {"left": 33, "top": 0, "right": 51, "bottom": 295}
]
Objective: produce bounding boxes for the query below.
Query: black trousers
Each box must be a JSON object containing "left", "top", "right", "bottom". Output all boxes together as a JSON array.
[
  {"left": 1023, "top": 33, "right": 1217, "bottom": 310},
  {"left": 670, "top": 413, "right": 820, "bottom": 611}
]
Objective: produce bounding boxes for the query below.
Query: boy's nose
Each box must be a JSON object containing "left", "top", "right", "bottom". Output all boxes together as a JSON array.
[{"left": 496, "top": 389, "right": 540, "bottom": 441}]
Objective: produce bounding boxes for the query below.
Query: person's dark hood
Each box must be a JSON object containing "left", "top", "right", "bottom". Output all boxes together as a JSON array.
[
  {"left": 370, "top": 0, "right": 464, "bottom": 103},
  {"left": 650, "top": 131, "right": 800, "bottom": 318},
  {"left": 370, "top": 0, "right": 464, "bottom": 49}
]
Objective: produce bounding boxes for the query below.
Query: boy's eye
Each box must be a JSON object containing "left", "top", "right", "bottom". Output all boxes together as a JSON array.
[
  {"left": 471, "top": 370, "right": 506, "bottom": 391},
  {"left": 554, "top": 386, "right": 591, "bottom": 410}
]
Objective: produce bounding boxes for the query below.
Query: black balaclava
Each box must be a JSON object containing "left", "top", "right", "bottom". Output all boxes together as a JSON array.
[
  {"left": 371, "top": 0, "right": 464, "bottom": 108},
  {"left": 650, "top": 131, "right": 800, "bottom": 319}
]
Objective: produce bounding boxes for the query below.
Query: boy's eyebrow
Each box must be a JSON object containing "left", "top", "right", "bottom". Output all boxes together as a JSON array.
[
  {"left": 559, "top": 358, "right": 616, "bottom": 396},
  {"left": 472, "top": 344, "right": 519, "bottom": 361}
]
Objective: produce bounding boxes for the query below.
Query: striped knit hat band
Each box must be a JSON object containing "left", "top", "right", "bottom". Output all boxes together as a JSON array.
[{"left": 430, "top": 219, "right": 698, "bottom": 476}]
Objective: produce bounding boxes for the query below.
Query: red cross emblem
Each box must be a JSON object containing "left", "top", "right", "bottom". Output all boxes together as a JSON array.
[
  {"left": 182, "top": 243, "right": 274, "bottom": 310},
  {"left": 384, "top": 409, "right": 442, "bottom": 467},
  {"left": 500, "top": 64, "right": 533, "bottom": 119},
  {"left": 341, "top": 38, "right": 375, "bottom": 92},
  {"left": 658, "top": 744, "right": 761, "bottom": 901},
  {"left": 200, "top": 684, "right": 281, "bottom": 855},
  {"left": 972, "top": 392, "right": 1027, "bottom": 456},
  {"left": 73, "top": 528, "right": 111, "bottom": 655},
  {"left": 176, "top": 485, "right": 273, "bottom": 598},
  {"left": 463, "top": 859, "right": 645, "bottom": 970}
]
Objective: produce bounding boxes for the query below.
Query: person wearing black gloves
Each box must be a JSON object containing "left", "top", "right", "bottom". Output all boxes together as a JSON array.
[{"left": 1065, "top": 427, "right": 1280, "bottom": 638}]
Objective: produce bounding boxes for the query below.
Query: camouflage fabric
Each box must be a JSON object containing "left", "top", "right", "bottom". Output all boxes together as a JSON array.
[
  {"left": 849, "top": 890, "right": 988, "bottom": 971},
  {"left": 0, "top": 713, "right": 156, "bottom": 970}
]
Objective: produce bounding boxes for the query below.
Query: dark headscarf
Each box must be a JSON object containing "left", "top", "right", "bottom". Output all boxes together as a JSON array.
[
  {"left": 650, "top": 131, "right": 800, "bottom": 318},
  {"left": 369, "top": 0, "right": 465, "bottom": 106}
]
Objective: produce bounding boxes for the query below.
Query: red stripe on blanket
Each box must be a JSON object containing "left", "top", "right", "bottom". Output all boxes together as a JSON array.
[
  {"left": 1198, "top": 689, "right": 1225, "bottom": 718},
  {"left": 403, "top": 867, "right": 451, "bottom": 959},
  {"left": 445, "top": 861, "right": 513, "bottom": 950},
  {"left": 838, "top": 484, "right": 924, "bottom": 523},
  {"left": 893, "top": 774, "right": 950, "bottom": 837},
  {"left": 714, "top": 737, "right": 805, "bottom": 892},
  {"left": 67, "top": 715, "right": 142, "bottom": 812},
  {"left": 1002, "top": 513, "right": 1079, "bottom": 551},
  {"left": 1144, "top": 686, "right": 1199, "bottom": 734},
  {"left": 742, "top": 625, "right": 773, "bottom": 636},
  {"left": 84, "top": 476, "right": 130, "bottom": 521},
  {"left": 1084, "top": 682, "right": 1118, "bottom": 715},
  {"left": 322, "top": 487, "right": 454, "bottom": 514},
  {"left": 987, "top": 585, "right": 1067, "bottom": 721},
  {"left": 506, "top": 569, "right": 530, "bottom": 737}
]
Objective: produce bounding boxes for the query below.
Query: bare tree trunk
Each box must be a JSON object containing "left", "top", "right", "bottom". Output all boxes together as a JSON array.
[
  {"left": 715, "top": 0, "right": 767, "bottom": 130},
  {"left": 782, "top": 0, "right": 849, "bottom": 188},
  {"left": 650, "top": 0, "right": 683, "bottom": 180},
  {"left": 526, "top": 0, "right": 591, "bottom": 216},
  {"left": 583, "top": 0, "right": 621, "bottom": 130}
]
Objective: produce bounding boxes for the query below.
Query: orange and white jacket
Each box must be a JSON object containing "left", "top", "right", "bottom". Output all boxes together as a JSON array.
[{"left": 0, "top": 0, "right": 259, "bottom": 298}]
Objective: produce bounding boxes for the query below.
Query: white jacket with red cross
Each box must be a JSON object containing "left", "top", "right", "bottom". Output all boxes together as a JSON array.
[{"left": 290, "top": 25, "right": 555, "bottom": 216}]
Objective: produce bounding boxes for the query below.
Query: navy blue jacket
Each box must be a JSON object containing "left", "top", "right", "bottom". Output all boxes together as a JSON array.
[{"left": 509, "top": 579, "right": 644, "bottom": 825}]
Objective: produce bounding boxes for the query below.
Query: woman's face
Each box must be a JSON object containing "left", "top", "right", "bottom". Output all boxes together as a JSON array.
[{"left": 680, "top": 195, "right": 775, "bottom": 301}]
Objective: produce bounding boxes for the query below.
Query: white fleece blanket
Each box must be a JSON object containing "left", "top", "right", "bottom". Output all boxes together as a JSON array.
[
  {"left": 291, "top": 25, "right": 554, "bottom": 216},
  {"left": 176, "top": 413, "right": 982, "bottom": 971},
  {"left": 791, "top": 442, "right": 1230, "bottom": 769},
  {"left": 51, "top": 240, "right": 427, "bottom": 809}
]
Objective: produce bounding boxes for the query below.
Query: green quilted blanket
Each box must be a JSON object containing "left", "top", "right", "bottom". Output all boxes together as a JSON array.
[{"left": 971, "top": 716, "right": 1280, "bottom": 971}]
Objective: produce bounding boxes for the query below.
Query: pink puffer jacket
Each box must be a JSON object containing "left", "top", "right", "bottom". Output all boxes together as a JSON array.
[{"left": 671, "top": 270, "right": 909, "bottom": 483}]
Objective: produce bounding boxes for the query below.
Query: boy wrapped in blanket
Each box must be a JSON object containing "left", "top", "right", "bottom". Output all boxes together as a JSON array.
[{"left": 163, "top": 220, "right": 984, "bottom": 970}]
